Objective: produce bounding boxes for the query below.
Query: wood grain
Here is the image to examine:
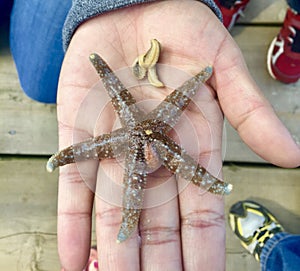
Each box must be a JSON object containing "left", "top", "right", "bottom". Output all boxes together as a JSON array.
[{"left": 238, "top": 0, "right": 287, "bottom": 24}]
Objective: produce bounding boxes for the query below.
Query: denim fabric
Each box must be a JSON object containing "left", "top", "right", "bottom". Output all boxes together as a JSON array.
[
  {"left": 287, "top": 0, "right": 300, "bottom": 13},
  {"left": 260, "top": 232, "right": 300, "bottom": 271},
  {"left": 10, "top": 0, "right": 72, "bottom": 103}
]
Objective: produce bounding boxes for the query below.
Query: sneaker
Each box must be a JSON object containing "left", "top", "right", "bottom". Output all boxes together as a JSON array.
[
  {"left": 267, "top": 8, "right": 300, "bottom": 83},
  {"left": 214, "top": 0, "right": 251, "bottom": 30},
  {"left": 228, "top": 200, "right": 284, "bottom": 261}
]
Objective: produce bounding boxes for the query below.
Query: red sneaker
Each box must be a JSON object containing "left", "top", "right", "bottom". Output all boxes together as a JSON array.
[
  {"left": 267, "top": 8, "right": 300, "bottom": 84},
  {"left": 214, "top": 0, "right": 251, "bottom": 30}
]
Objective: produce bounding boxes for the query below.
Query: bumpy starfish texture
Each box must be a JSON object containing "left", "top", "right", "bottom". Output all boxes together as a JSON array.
[{"left": 47, "top": 53, "right": 233, "bottom": 243}]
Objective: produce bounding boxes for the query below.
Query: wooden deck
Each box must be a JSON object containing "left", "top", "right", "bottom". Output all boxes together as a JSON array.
[{"left": 1, "top": 0, "right": 299, "bottom": 270}]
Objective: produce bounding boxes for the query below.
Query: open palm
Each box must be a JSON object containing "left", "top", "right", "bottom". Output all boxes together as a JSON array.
[{"left": 56, "top": 1, "right": 300, "bottom": 270}]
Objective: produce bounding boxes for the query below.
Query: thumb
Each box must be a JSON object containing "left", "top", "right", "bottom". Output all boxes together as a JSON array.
[{"left": 213, "top": 36, "right": 300, "bottom": 168}]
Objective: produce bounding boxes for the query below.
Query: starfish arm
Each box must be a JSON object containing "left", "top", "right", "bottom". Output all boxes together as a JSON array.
[
  {"left": 117, "top": 136, "right": 147, "bottom": 243},
  {"left": 89, "top": 53, "right": 144, "bottom": 127},
  {"left": 151, "top": 132, "right": 232, "bottom": 195},
  {"left": 46, "top": 129, "right": 128, "bottom": 172},
  {"left": 146, "top": 66, "right": 213, "bottom": 131}
]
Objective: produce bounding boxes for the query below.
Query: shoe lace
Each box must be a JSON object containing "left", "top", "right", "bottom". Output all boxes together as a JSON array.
[
  {"left": 283, "top": 9, "right": 300, "bottom": 53},
  {"left": 290, "top": 27, "right": 300, "bottom": 53},
  {"left": 252, "top": 222, "right": 283, "bottom": 243}
]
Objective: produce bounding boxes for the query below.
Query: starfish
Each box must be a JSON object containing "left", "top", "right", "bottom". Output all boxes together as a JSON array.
[{"left": 47, "top": 53, "right": 233, "bottom": 243}]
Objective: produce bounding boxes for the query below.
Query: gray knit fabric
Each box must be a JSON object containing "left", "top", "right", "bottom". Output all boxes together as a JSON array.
[{"left": 62, "top": 0, "right": 222, "bottom": 51}]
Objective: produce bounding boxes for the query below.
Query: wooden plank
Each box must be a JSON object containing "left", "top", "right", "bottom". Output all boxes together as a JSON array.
[
  {"left": 238, "top": 0, "right": 287, "bottom": 24},
  {"left": 1, "top": 157, "right": 299, "bottom": 270},
  {"left": 0, "top": 157, "right": 60, "bottom": 270},
  {"left": 1, "top": 26, "right": 300, "bottom": 163},
  {"left": 0, "top": 53, "right": 58, "bottom": 155},
  {"left": 0, "top": 157, "right": 98, "bottom": 270}
]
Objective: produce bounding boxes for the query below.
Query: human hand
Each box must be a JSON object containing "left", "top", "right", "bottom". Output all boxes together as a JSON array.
[{"left": 56, "top": 1, "right": 300, "bottom": 270}]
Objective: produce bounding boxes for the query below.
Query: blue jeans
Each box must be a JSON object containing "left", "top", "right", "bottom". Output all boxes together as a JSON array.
[
  {"left": 260, "top": 233, "right": 300, "bottom": 271},
  {"left": 10, "top": 0, "right": 71, "bottom": 103}
]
